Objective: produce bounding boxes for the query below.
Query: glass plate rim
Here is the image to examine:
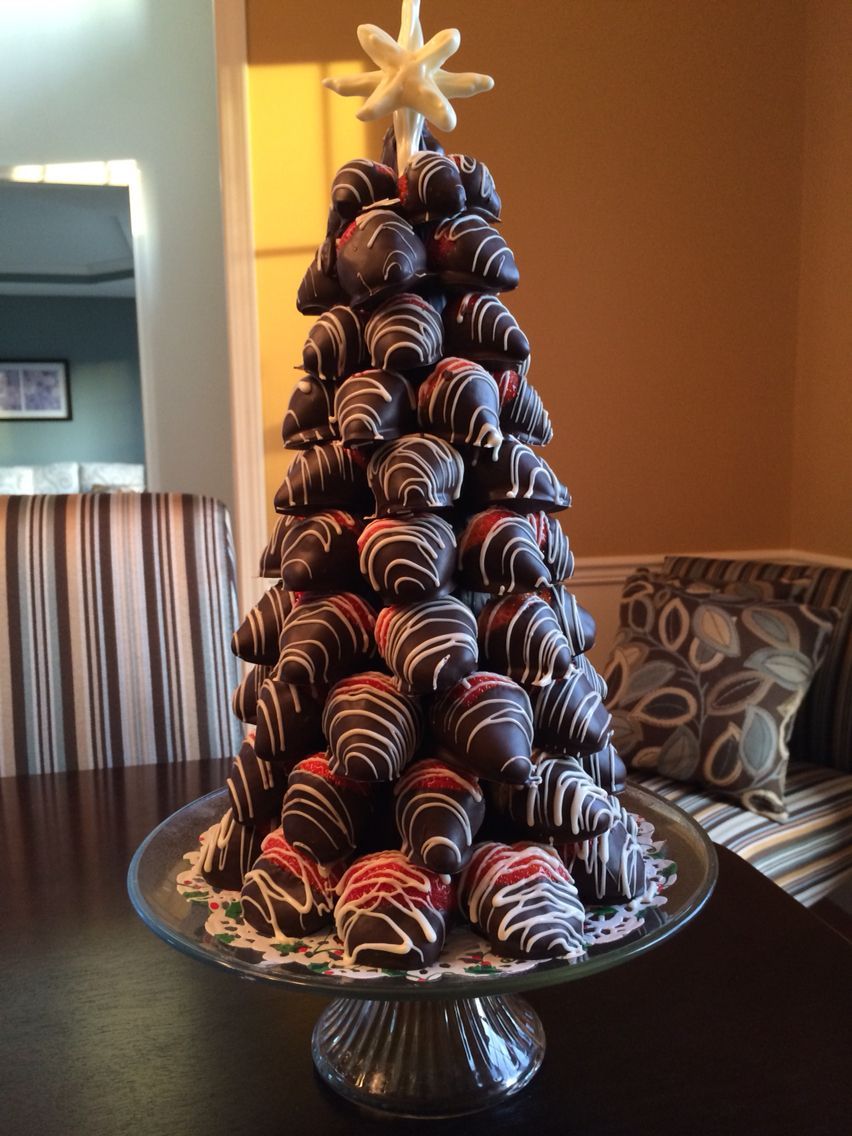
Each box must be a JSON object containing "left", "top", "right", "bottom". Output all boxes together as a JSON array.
[{"left": 127, "top": 782, "right": 718, "bottom": 1001}]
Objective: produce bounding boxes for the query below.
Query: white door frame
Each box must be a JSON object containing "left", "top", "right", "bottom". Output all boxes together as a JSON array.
[{"left": 214, "top": 0, "right": 267, "bottom": 614}]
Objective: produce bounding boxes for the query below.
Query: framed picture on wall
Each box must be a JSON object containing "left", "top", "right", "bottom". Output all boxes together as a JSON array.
[{"left": 0, "top": 360, "right": 71, "bottom": 420}]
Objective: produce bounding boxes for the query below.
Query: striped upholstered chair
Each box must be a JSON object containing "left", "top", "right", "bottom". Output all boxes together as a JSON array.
[
  {"left": 619, "top": 556, "right": 852, "bottom": 906},
  {"left": 0, "top": 493, "right": 243, "bottom": 775}
]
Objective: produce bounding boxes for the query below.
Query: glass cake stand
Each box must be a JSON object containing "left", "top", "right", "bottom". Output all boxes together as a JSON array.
[{"left": 128, "top": 783, "right": 717, "bottom": 1118}]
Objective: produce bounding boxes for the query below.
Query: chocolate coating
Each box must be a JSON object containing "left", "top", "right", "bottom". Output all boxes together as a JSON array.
[
  {"left": 459, "top": 842, "right": 585, "bottom": 959},
  {"left": 530, "top": 668, "right": 612, "bottom": 757},
  {"left": 254, "top": 678, "right": 326, "bottom": 765},
  {"left": 458, "top": 509, "right": 552, "bottom": 595},
  {"left": 278, "top": 510, "right": 363, "bottom": 592},
  {"left": 573, "top": 652, "right": 608, "bottom": 700},
  {"left": 334, "top": 369, "right": 417, "bottom": 447},
  {"left": 573, "top": 745, "right": 627, "bottom": 795},
  {"left": 281, "top": 753, "right": 374, "bottom": 865},
  {"left": 282, "top": 375, "right": 338, "bottom": 449},
  {"left": 443, "top": 292, "right": 530, "bottom": 368},
  {"left": 504, "top": 753, "right": 614, "bottom": 841},
  {"left": 335, "top": 850, "right": 452, "bottom": 968},
  {"left": 364, "top": 292, "right": 443, "bottom": 372},
  {"left": 538, "top": 513, "right": 573, "bottom": 581},
  {"left": 560, "top": 804, "right": 647, "bottom": 904},
  {"left": 276, "top": 592, "right": 376, "bottom": 686},
  {"left": 197, "top": 809, "right": 271, "bottom": 891},
  {"left": 258, "top": 515, "right": 297, "bottom": 578},
  {"left": 465, "top": 438, "right": 571, "bottom": 513},
  {"left": 495, "top": 370, "right": 552, "bottom": 446},
  {"left": 296, "top": 245, "right": 345, "bottom": 315},
  {"left": 448, "top": 154, "right": 501, "bottom": 221},
  {"left": 330, "top": 159, "right": 397, "bottom": 220},
  {"left": 231, "top": 583, "right": 293, "bottom": 666},
  {"left": 358, "top": 514, "right": 457, "bottom": 603},
  {"left": 376, "top": 595, "right": 479, "bottom": 694},
  {"left": 399, "top": 151, "right": 466, "bottom": 222},
  {"left": 430, "top": 672, "right": 536, "bottom": 786},
  {"left": 367, "top": 433, "right": 464, "bottom": 515},
  {"left": 394, "top": 758, "right": 485, "bottom": 874},
  {"left": 226, "top": 739, "right": 288, "bottom": 825},
  {"left": 541, "top": 585, "right": 597, "bottom": 655},
  {"left": 478, "top": 592, "right": 574, "bottom": 687},
  {"left": 336, "top": 210, "right": 427, "bottom": 307},
  {"left": 418, "top": 357, "right": 503, "bottom": 449},
  {"left": 231, "top": 664, "right": 271, "bottom": 725},
  {"left": 323, "top": 671, "right": 422, "bottom": 781},
  {"left": 429, "top": 213, "right": 519, "bottom": 292},
  {"left": 240, "top": 829, "right": 342, "bottom": 937},
  {"left": 302, "top": 305, "right": 365, "bottom": 381},
  {"left": 274, "top": 441, "right": 371, "bottom": 514}
]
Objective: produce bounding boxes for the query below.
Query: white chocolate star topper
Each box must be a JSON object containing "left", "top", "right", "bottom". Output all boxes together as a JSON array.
[{"left": 323, "top": 0, "right": 494, "bottom": 172}]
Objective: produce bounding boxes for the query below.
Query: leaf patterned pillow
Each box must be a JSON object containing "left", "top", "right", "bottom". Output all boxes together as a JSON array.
[{"left": 604, "top": 574, "right": 838, "bottom": 821}]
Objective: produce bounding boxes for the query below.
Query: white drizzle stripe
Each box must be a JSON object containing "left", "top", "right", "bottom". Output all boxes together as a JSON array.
[
  {"left": 334, "top": 370, "right": 416, "bottom": 443},
  {"left": 459, "top": 842, "right": 585, "bottom": 956},
  {"left": 277, "top": 442, "right": 366, "bottom": 510},
  {"left": 500, "top": 375, "right": 553, "bottom": 445},
  {"left": 566, "top": 800, "right": 645, "bottom": 901},
  {"left": 231, "top": 583, "right": 291, "bottom": 664},
  {"left": 367, "top": 435, "right": 464, "bottom": 512},
  {"left": 378, "top": 597, "right": 478, "bottom": 692},
  {"left": 240, "top": 831, "right": 339, "bottom": 936},
  {"left": 532, "top": 668, "right": 611, "bottom": 754},
  {"left": 519, "top": 756, "right": 613, "bottom": 837},
  {"left": 302, "top": 306, "right": 363, "bottom": 381},
  {"left": 281, "top": 762, "right": 367, "bottom": 863},
  {"left": 198, "top": 808, "right": 260, "bottom": 883},
  {"left": 458, "top": 510, "right": 551, "bottom": 594},
  {"left": 323, "top": 673, "right": 421, "bottom": 780},
  {"left": 282, "top": 376, "right": 336, "bottom": 448},
  {"left": 279, "top": 511, "right": 361, "bottom": 587},
  {"left": 365, "top": 293, "right": 443, "bottom": 371},
  {"left": 226, "top": 746, "right": 283, "bottom": 824},
  {"left": 358, "top": 515, "right": 456, "bottom": 600},
  {"left": 394, "top": 759, "right": 483, "bottom": 871},
  {"left": 479, "top": 595, "right": 572, "bottom": 687},
  {"left": 432, "top": 674, "right": 534, "bottom": 753},
  {"left": 335, "top": 851, "right": 449, "bottom": 966},
  {"left": 447, "top": 293, "right": 529, "bottom": 360},
  {"left": 276, "top": 594, "right": 375, "bottom": 684},
  {"left": 545, "top": 586, "right": 594, "bottom": 654},
  {"left": 470, "top": 440, "right": 570, "bottom": 508},
  {"left": 418, "top": 359, "right": 503, "bottom": 449},
  {"left": 231, "top": 664, "right": 271, "bottom": 724},
  {"left": 432, "top": 214, "right": 517, "bottom": 288}
]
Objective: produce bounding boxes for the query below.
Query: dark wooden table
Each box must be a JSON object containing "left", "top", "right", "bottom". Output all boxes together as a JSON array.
[{"left": 3, "top": 761, "right": 851, "bottom": 1136}]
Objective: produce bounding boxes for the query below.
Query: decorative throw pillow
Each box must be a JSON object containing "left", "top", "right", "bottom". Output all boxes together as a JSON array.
[
  {"left": 604, "top": 573, "right": 838, "bottom": 821},
  {"left": 632, "top": 566, "right": 810, "bottom": 604}
]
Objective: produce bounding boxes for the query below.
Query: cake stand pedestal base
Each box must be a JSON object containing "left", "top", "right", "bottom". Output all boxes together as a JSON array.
[{"left": 311, "top": 993, "right": 545, "bottom": 1117}]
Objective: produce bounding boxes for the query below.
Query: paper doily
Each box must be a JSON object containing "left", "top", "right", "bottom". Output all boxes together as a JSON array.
[{"left": 176, "top": 816, "right": 676, "bottom": 983}]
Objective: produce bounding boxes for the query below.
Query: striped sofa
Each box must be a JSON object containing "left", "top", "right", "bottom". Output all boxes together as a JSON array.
[
  {"left": 627, "top": 556, "right": 852, "bottom": 906},
  {"left": 0, "top": 493, "right": 243, "bottom": 775}
]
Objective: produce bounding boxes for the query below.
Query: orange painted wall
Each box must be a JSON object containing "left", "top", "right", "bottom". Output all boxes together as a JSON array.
[
  {"left": 246, "top": 0, "right": 839, "bottom": 558},
  {"left": 791, "top": 0, "right": 852, "bottom": 558}
]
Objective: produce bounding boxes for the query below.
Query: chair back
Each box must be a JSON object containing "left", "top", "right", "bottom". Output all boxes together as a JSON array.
[{"left": 0, "top": 493, "right": 242, "bottom": 775}]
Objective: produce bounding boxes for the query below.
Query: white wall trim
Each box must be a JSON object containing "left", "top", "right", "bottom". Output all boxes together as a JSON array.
[{"left": 214, "top": 0, "right": 266, "bottom": 613}]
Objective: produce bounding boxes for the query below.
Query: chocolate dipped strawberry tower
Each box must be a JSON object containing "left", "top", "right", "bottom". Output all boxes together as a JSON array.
[{"left": 205, "top": 0, "right": 650, "bottom": 972}]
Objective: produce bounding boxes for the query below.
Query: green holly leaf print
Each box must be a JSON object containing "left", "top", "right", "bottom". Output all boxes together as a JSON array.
[
  {"left": 214, "top": 933, "right": 237, "bottom": 944},
  {"left": 224, "top": 900, "right": 243, "bottom": 919}
]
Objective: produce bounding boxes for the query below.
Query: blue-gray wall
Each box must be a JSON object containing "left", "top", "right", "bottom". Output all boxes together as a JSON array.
[
  {"left": 0, "top": 295, "right": 144, "bottom": 466},
  {"left": 0, "top": 2, "right": 233, "bottom": 509}
]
